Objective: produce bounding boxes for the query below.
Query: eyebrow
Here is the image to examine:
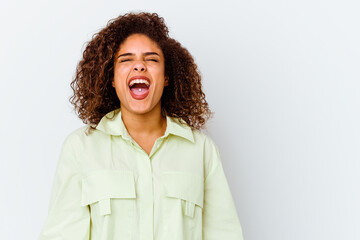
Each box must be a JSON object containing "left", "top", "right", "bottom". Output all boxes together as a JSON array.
[{"left": 117, "top": 52, "right": 160, "bottom": 58}]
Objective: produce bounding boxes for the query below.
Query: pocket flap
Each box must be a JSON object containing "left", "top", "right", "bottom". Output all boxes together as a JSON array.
[
  {"left": 162, "top": 172, "right": 204, "bottom": 208},
  {"left": 81, "top": 170, "right": 136, "bottom": 206}
]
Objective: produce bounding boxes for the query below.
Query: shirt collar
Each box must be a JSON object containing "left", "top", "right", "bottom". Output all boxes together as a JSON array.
[{"left": 95, "top": 108, "right": 194, "bottom": 143}]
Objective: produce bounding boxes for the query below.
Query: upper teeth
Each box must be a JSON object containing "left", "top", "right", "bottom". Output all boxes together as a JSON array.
[{"left": 129, "top": 79, "right": 150, "bottom": 87}]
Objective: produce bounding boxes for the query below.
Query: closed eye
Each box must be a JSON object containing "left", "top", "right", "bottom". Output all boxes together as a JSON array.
[
  {"left": 146, "top": 59, "right": 158, "bottom": 62},
  {"left": 120, "top": 59, "right": 131, "bottom": 62}
]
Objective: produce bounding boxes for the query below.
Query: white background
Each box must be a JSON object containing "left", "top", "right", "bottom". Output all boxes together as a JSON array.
[{"left": 1, "top": 0, "right": 359, "bottom": 239}]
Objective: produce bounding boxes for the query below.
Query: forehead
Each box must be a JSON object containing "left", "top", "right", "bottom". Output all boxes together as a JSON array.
[{"left": 117, "top": 34, "right": 163, "bottom": 55}]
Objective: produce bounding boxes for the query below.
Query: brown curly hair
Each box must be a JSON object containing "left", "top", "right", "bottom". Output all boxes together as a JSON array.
[{"left": 70, "top": 11, "right": 213, "bottom": 132}]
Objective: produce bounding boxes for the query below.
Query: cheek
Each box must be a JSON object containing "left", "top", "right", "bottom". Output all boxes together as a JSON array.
[
  {"left": 151, "top": 66, "right": 166, "bottom": 79},
  {"left": 113, "top": 68, "right": 129, "bottom": 89},
  {"left": 113, "top": 81, "right": 126, "bottom": 92},
  {"left": 114, "top": 64, "right": 132, "bottom": 77},
  {"left": 114, "top": 69, "right": 124, "bottom": 79}
]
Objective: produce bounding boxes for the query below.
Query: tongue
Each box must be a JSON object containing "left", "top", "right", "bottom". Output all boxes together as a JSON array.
[
  {"left": 130, "top": 83, "right": 149, "bottom": 95},
  {"left": 131, "top": 87, "right": 149, "bottom": 95}
]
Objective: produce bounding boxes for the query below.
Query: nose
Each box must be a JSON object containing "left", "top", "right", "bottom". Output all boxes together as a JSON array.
[{"left": 133, "top": 61, "right": 146, "bottom": 72}]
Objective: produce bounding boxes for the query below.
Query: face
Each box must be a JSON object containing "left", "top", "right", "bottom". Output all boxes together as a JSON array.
[{"left": 112, "top": 33, "right": 168, "bottom": 116}]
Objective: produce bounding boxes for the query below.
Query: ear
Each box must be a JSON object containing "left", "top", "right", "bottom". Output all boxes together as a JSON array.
[
  {"left": 164, "top": 76, "right": 169, "bottom": 86},
  {"left": 111, "top": 79, "right": 115, "bottom": 87}
]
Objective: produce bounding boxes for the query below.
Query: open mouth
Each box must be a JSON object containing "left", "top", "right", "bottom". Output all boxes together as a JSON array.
[
  {"left": 128, "top": 79, "right": 151, "bottom": 100},
  {"left": 130, "top": 83, "right": 150, "bottom": 93}
]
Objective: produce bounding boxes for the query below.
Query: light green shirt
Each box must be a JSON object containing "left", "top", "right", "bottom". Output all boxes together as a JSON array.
[{"left": 39, "top": 108, "right": 244, "bottom": 240}]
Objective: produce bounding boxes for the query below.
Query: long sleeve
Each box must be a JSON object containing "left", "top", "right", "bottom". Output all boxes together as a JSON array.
[
  {"left": 203, "top": 136, "right": 244, "bottom": 240},
  {"left": 39, "top": 134, "right": 90, "bottom": 240}
]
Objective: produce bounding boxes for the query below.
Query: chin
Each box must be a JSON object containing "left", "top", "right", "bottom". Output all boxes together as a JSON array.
[{"left": 127, "top": 104, "right": 154, "bottom": 115}]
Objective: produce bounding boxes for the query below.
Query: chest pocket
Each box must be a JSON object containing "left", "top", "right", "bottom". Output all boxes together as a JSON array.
[
  {"left": 162, "top": 172, "right": 204, "bottom": 218},
  {"left": 80, "top": 170, "right": 136, "bottom": 216}
]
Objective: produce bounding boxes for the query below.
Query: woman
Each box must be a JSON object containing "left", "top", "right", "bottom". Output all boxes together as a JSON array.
[{"left": 39, "top": 12, "right": 244, "bottom": 240}]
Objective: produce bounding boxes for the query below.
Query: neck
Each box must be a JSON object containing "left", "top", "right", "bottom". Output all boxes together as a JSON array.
[{"left": 120, "top": 104, "right": 167, "bottom": 138}]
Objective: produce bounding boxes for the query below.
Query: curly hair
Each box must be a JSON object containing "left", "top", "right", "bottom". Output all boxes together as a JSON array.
[{"left": 70, "top": 11, "right": 213, "bottom": 132}]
